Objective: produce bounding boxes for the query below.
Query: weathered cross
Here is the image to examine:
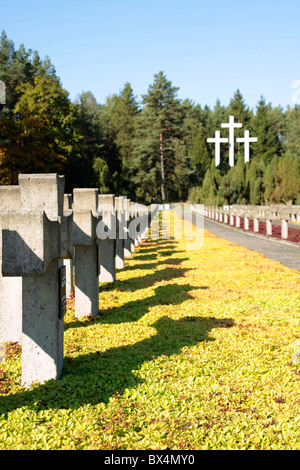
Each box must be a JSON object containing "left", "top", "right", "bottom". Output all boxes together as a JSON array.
[
  {"left": 207, "top": 130, "right": 228, "bottom": 167},
  {"left": 221, "top": 115, "right": 242, "bottom": 167},
  {"left": 236, "top": 130, "right": 258, "bottom": 163}
]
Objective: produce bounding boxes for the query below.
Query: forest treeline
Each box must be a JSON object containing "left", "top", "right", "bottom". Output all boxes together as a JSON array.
[{"left": 0, "top": 31, "right": 299, "bottom": 204}]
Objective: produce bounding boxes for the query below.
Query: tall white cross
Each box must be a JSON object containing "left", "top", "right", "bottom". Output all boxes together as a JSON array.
[
  {"left": 221, "top": 115, "right": 242, "bottom": 167},
  {"left": 236, "top": 130, "right": 258, "bottom": 163},
  {"left": 207, "top": 130, "right": 228, "bottom": 167}
]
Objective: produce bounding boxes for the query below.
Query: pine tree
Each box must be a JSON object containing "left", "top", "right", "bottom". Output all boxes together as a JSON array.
[
  {"left": 92, "top": 156, "right": 111, "bottom": 193},
  {"left": 188, "top": 123, "right": 211, "bottom": 185},
  {"left": 251, "top": 97, "right": 280, "bottom": 167},
  {"left": 284, "top": 105, "right": 300, "bottom": 160},
  {"left": 280, "top": 154, "right": 300, "bottom": 203},
  {"left": 185, "top": 101, "right": 214, "bottom": 186},
  {"left": 132, "top": 71, "right": 189, "bottom": 202},
  {"left": 226, "top": 89, "right": 253, "bottom": 162},
  {"left": 268, "top": 105, "right": 285, "bottom": 157},
  {"left": 99, "top": 93, "right": 122, "bottom": 194},
  {"left": 264, "top": 155, "right": 279, "bottom": 203},
  {"left": 75, "top": 91, "right": 104, "bottom": 188},
  {"left": 269, "top": 155, "right": 300, "bottom": 204},
  {"left": 246, "top": 157, "right": 264, "bottom": 205},
  {"left": 218, "top": 155, "right": 247, "bottom": 204},
  {"left": 199, "top": 165, "right": 218, "bottom": 205},
  {"left": 228, "top": 89, "right": 252, "bottom": 125},
  {"left": 111, "top": 83, "right": 139, "bottom": 195}
]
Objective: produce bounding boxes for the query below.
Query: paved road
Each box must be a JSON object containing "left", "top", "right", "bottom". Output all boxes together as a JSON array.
[{"left": 181, "top": 209, "right": 300, "bottom": 272}]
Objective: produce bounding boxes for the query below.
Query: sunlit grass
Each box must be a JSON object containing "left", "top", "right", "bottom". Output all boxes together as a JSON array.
[{"left": 0, "top": 211, "right": 300, "bottom": 449}]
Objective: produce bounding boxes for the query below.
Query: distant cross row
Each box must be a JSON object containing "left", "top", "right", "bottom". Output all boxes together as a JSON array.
[{"left": 207, "top": 115, "right": 257, "bottom": 167}]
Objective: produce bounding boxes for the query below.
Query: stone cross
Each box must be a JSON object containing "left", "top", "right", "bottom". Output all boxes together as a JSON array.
[
  {"left": 0, "top": 185, "right": 23, "bottom": 345},
  {"left": 221, "top": 115, "right": 243, "bottom": 167},
  {"left": 236, "top": 130, "right": 258, "bottom": 163},
  {"left": 63, "top": 194, "right": 74, "bottom": 298},
  {"left": 123, "top": 198, "right": 132, "bottom": 259},
  {"left": 72, "top": 188, "right": 100, "bottom": 318},
  {"left": 0, "top": 174, "right": 73, "bottom": 387},
  {"left": 130, "top": 202, "right": 136, "bottom": 252},
  {"left": 207, "top": 130, "right": 228, "bottom": 167},
  {"left": 97, "top": 194, "right": 116, "bottom": 283},
  {"left": 115, "top": 196, "right": 126, "bottom": 269}
]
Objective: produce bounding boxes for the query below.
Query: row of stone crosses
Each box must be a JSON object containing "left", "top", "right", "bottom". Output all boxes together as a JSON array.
[
  {"left": 207, "top": 115, "right": 258, "bottom": 167},
  {"left": 0, "top": 173, "right": 157, "bottom": 388}
]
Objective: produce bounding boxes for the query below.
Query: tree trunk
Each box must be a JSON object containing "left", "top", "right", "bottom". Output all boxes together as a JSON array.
[{"left": 160, "top": 131, "right": 165, "bottom": 202}]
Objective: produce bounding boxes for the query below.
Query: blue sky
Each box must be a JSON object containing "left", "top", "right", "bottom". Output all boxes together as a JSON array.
[{"left": 1, "top": 0, "right": 300, "bottom": 110}]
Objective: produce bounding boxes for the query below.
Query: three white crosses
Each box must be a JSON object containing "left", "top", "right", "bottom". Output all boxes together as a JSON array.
[{"left": 207, "top": 115, "right": 257, "bottom": 167}]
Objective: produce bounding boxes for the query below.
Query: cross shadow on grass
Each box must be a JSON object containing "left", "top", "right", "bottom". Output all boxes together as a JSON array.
[
  {"left": 138, "top": 239, "right": 178, "bottom": 249},
  {"left": 130, "top": 253, "right": 159, "bottom": 261},
  {"left": 129, "top": 239, "right": 183, "bottom": 261},
  {"left": 97, "top": 283, "right": 209, "bottom": 324},
  {"left": 0, "top": 309, "right": 234, "bottom": 414},
  {"left": 0, "top": 238, "right": 232, "bottom": 415},
  {"left": 121, "top": 256, "right": 189, "bottom": 272},
  {"left": 100, "top": 264, "right": 191, "bottom": 295}
]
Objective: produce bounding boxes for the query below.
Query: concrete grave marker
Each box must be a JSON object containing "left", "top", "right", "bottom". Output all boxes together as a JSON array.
[
  {"left": 97, "top": 194, "right": 116, "bottom": 283},
  {"left": 123, "top": 198, "right": 132, "bottom": 258},
  {"left": 0, "top": 174, "right": 73, "bottom": 387},
  {"left": 115, "top": 196, "right": 126, "bottom": 269},
  {"left": 63, "top": 194, "right": 74, "bottom": 298},
  {"left": 0, "top": 185, "right": 23, "bottom": 344},
  {"left": 73, "top": 188, "right": 100, "bottom": 318}
]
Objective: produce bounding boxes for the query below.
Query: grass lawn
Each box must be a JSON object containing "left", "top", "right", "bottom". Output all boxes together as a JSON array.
[{"left": 0, "top": 212, "right": 300, "bottom": 450}]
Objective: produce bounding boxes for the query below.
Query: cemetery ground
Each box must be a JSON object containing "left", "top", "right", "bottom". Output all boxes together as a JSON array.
[{"left": 0, "top": 212, "right": 300, "bottom": 450}]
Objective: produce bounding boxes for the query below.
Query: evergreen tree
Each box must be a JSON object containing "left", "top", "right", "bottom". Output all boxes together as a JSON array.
[
  {"left": 264, "top": 155, "right": 279, "bottom": 203},
  {"left": 181, "top": 99, "right": 205, "bottom": 148},
  {"left": 132, "top": 71, "right": 189, "bottom": 202},
  {"left": 228, "top": 89, "right": 252, "bottom": 125},
  {"left": 246, "top": 157, "right": 264, "bottom": 205},
  {"left": 267, "top": 155, "right": 300, "bottom": 204},
  {"left": 99, "top": 93, "right": 122, "bottom": 194},
  {"left": 226, "top": 89, "right": 253, "bottom": 162},
  {"left": 205, "top": 100, "right": 227, "bottom": 170},
  {"left": 111, "top": 83, "right": 139, "bottom": 195},
  {"left": 0, "top": 31, "right": 79, "bottom": 188},
  {"left": 251, "top": 97, "right": 280, "bottom": 167},
  {"left": 92, "top": 156, "right": 111, "bottom": 193},
  {"left": 199, "top": 165, "right": 217, "bottom": 205},
  {"left": 284, "top": 105, "right": 300, "bottom": 160},
  {"left": 268, "top": 105, "right": 285, "bottom": 157},
  {"left": 75, "top": 91, "right": 104, "bottom": 188},
  {"left": 279, "top": 154, "right": 300, "bottom": 204},
  {"left": 188, "top": 122, "right": 211, "bottom": 185},
  {"left": 1, "top": 30, "right": 299, "bottom": 205},
  {"left": 218, "top": 155, "right": 247, "bottom": 204}
]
